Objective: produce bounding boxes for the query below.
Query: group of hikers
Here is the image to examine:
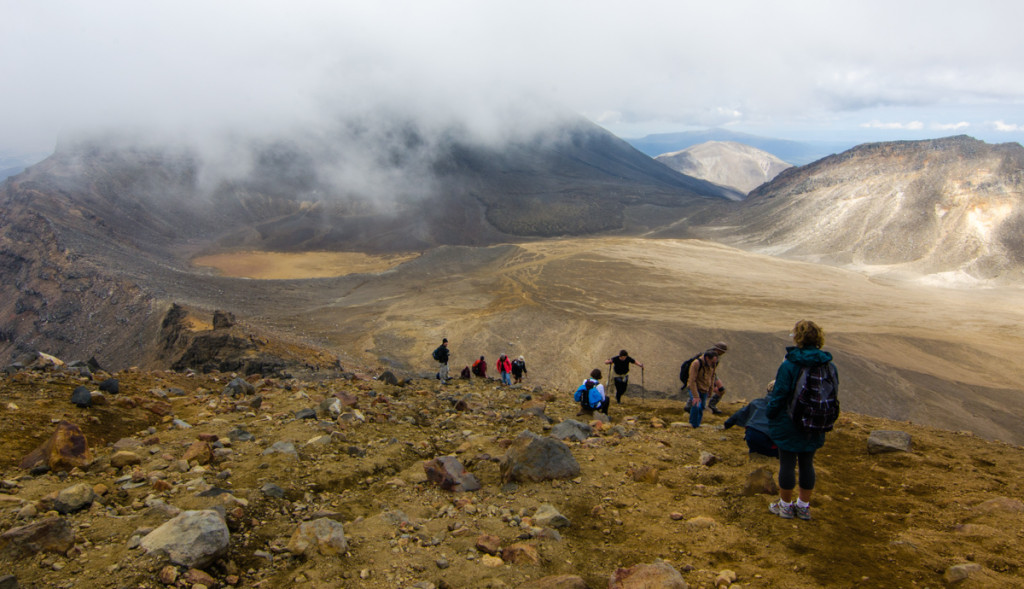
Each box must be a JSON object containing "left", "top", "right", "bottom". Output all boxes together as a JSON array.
[
  {"left": 430, "top": 320, "right": 839, "bottom": 521},
  {"left": 432, "top": 340, "right": 527, "bottom": 386}
]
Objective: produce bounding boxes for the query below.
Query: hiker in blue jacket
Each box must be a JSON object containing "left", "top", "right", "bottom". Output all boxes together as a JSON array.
[
  {"left": 765, "top": 320, "right": 838, "bottom": 521},
  {"left": 574, "top": 368, "right": 609, "bottom": 415},
  {"left": 723, "top": 380, "right": 778, "bottom": 457}
]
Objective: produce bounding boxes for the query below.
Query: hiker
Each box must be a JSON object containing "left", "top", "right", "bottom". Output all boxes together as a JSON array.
[
  {"left": 574, "top": 368, "right": 609, "bottom": 415},
  {"left": 511, "top": 356, "right": 528, "bottom": 384},
  {"left": 683, "top": 341, "right": 728, "bottom": 414},
  {"left": 766, "top": 320, "right": 839, "bottom": 521},
  {"left": 605, "top": 349, "right": 644, "bottom": 403},
  {"left": 496, "top": 354, "right": 512, "bottom": 386},
  {"left": 723, "top": 380, "right": 778, "bottom": 457},
  {"left": 471, "top": 356, "right": 487, "bottom": 378},
  {"left": 432, "top": 338, "right": 450, "bottom": 381},
  {"left": 685, "top": 349, "right": 724, "bottom": 428}
]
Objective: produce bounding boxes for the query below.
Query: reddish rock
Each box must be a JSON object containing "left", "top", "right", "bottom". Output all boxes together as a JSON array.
[
  {"left": 501, "top": 543, "right": 541, "bottom": 566},
  {"left": 609, "top": 560, "right": 688, "bottom": 588},
  {"left": 423, "top": 456, "right": 481, "bottom": 492},
  {"left": 183, "top": 568, "right": 217, "bottom": 587},
  {"left": 0, "top": 517, "right": 75, "bottom": 556},
  {"left": 19, "top": 421, "right": 92, "bottom": 472},
  {"left": 183, "top": 441, "right": 212, "bottom": 465},
  {"left": 475, "top": 534, "right": 502, "bottom": 555}
]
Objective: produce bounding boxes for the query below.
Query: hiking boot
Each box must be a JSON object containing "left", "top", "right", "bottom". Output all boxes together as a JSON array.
[
  {"left": 769, "top": 500, "right": 795, "bottom": 519},
  {"left": 709, "top": 405, "right": 722, "bottom": 415},
  {"left": 708, "top": 394, "right": 722, "bottom": 414},
  {"left": 683, "top": 399, "right": 692, "bottom": 413},
  {"left": 794, "top": 504, "right": 811, "bottom": 520}
]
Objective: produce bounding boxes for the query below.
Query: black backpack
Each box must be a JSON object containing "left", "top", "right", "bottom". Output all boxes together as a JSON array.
[
  {"left": 679, "top": 354, "right": 701, "bottom": 386},
  {"left": 432, "top": 346, "right": 443, "bottom": 362},
  {"left": 787, "top": 363, "right": 840, "bottom": 433}
]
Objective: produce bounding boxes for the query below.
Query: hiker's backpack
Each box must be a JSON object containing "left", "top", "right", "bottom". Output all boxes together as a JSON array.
[
  {"left": 432, "top": 347, "right": 441, "bottom": 362},
  {"left": 574, "top": 379, "right": 596, "bottom": 403},
  {"left": 787, "top": 363, "right": 840, "bottom": 433},
  {"left": 679, "top": 354, "right": 701, "bottom": 387}
]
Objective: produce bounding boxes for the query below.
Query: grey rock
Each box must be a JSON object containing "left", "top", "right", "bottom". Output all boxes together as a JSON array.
[
  {"left": 70, "top": 386, "right": 92, "bottom": 408},
  {"left": 0, "top": 574, "right": 17, "bottom": 589},
  {"left": 943, "top": 563, "right": 982, "bottom": 584},
  {"left": 53, "top": 483, "right": 96, "bottom": 514},
  {"left": 550, "top": 419, "right": 592, "bottom": 442},
  {"left": 500, "top": 430, "right": 580, "bottom": 483},
  {"left": 867, "top": 430, "right": 913, "bottom": 454},
  {"left": 609, "top": 560, "right": 688, "bottom": 588},
  {"left": 287, "top": 518, "right": 348, "bottom": 556},
  {"left": 140, "top": 510, "right": 230, "bottom": 568},
  {"left": 228, "top": 427, "right": 254, "bottom": 442},
  {"left": 533, "top": 504, "right": 570, "bottom": 529},
  {"left": 295, "top": 408, "right": 317, "bottom": 420},
  {"left": 261, "top": 483, "right": 286, "bottom": 498},
  {"left": 98, "top": 378, "right": 120, "bottom": 394},
  {"left": 223, "top": 377, "right": 255, "bottom": 398},
  {"left": 263, "top": 441, "right": 298, "bottom": 456}
]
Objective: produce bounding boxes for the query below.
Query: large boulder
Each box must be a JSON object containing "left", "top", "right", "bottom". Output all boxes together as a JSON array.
[
  {"left": 140, "top": 510, "right": 230, "bottom": 568},
  {"left": 53, "top": 483, "right": 96, "bottom": 514},
  {"left": 0, "top": 517, "right": 75, "bottom": 557},
  {"left": 19, "top": 421, "right": 91, "bottom": 472},
  {"left": 500, "top": 430, "right": 580, "bottom": 483},
  {"left": 550, "top": 419, "right": 592, "bottom": 442}
]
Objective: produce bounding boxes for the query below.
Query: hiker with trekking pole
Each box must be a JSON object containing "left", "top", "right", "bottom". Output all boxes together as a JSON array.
[{"left": 605, "top": 349, "right": 644, "bottom": 404}]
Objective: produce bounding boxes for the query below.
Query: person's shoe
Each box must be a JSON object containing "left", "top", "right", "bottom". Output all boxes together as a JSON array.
[
  {"left": 769, "top": 500, "right": 795, "bottom": 519},
  {"left": 709, "top": 406, "right": 722, "bottom": 415},
  {"left": 683, "top": 399, "right": 692, "bottom": 413},
  {"left": 794, "top": 503, "right": 811, "bottom": 520}
]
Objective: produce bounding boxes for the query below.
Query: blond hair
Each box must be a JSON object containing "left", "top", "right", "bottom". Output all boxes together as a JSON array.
[{"left": 792, "top": 320, "right": 825, "bottom": 349}]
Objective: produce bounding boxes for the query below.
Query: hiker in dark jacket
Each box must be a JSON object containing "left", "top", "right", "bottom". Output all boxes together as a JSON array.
[
  {"left": 605, "top": 350, "right": 644, "bottom": 403},
  {"left": 510, "top": 356, "right": 527, "bottom": 384},
  {"left": 432, "top": 338, "right": 450, "bottom": 381},
  {"left": 723, "top": 380, "right": 778, "bottom": 457},
  {"left": 766, "top": 320, "right": 837, "bottom": 521}
]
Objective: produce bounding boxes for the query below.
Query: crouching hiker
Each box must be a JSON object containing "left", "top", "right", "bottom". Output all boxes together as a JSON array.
[
  {"left": 574, "top": 369, "right": 609, "bottom": 415},
  {"left": 723, "top": 380, "right": 779, "bottom": 457}
]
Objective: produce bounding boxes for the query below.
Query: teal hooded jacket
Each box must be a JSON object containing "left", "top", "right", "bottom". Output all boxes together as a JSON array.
[{"left": 766, "top": 346, "right": 837, "bottom": 453}]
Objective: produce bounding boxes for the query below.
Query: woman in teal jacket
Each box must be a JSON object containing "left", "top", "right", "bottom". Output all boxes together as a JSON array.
[{"left": 766, "top": 320, "right": 838, "bottom": 521}]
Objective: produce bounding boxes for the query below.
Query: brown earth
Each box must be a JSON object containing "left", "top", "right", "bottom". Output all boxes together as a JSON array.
[{"left": 1, "top": 363, "right": 1022, "bottom": 588}]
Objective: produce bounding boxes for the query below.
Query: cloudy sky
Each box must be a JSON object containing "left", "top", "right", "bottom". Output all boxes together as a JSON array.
[{"left": 3, "top": 0, "right": 1024, "bottom": 155}]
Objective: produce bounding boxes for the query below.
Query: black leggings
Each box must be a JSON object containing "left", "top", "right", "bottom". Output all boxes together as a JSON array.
[{"left": 778, "top": 449, "right": 816, "bottom": 491}]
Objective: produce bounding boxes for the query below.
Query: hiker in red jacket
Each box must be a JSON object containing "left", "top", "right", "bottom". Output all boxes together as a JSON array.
[{"left": 496, "top": 354, "right": 513, "bottom": 385}]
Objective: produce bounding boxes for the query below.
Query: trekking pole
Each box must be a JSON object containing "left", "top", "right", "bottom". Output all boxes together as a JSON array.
[{"left": 641, "top": 365, "right": 645, "bottom": 405}]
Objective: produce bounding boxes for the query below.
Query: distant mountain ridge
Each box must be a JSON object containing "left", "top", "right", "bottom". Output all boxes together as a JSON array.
[
  {"left": 654, "top": 141, "right": 791, "bottom": 195},
  {"left": 711, "top": 135, "right": 1024, "bottom": 282},
  {"left": 627, "top": 128, "right": 856, "bottom": 166}
]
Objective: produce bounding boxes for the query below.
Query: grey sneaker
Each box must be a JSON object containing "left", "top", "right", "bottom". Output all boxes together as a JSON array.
[
  {"left": 794, "top": 503, "right": 811, "bottom": 520},
  {"left": 769, "top": 500, "right": 795, "bottom": 519}
]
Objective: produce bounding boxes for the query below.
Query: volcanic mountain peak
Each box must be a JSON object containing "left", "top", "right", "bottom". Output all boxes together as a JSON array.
[
  {"left": 654, "top": 140, "right": 792, "bottom": 195},
  {"left": 716, "top": 135, "right": 1024, "bottom": 282}
]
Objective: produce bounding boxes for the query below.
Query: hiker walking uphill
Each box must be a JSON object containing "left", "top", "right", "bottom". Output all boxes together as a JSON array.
[
  {"left": 684, "top": 348, "right": 724, "bottom": 428},
  {"left": 605, "top": 350, "right": 644, "bottom": 403},
  {"left": 682, "top": 341, "right": 729, "bottom": 414},
  {"left": 766, "top": 320, "right": 840, "bottom": 521},
  {"left": 432, "top": 338, "right": 450, "bottom": 381},
  {"left": 496, "top": 354, "right": 512, "bottom": 386},
  {"left": 510, "top": 356, "right": 528, "bottom": 384}
]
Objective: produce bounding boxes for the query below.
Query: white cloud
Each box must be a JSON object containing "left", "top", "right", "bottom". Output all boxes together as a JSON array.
[
  {"left": 931, "top": 122, "right": 970, "bottom": 131},
  {"left": 860, "top": 121, "right": 925, "bottom": 130},
  {"left": 2, "top": 0, "right": 1024, "bottom": 152},
  {"left": 992, "top": 121, "right": 1022, "bottom": 132}
]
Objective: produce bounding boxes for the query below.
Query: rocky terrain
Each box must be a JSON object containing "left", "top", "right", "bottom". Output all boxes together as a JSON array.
[
  {"left": 1, "top": 343, "right": 1023, "bottom": 589},
  {"left": 654, "top": 142, "right": 791, "bottom": 195}
]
